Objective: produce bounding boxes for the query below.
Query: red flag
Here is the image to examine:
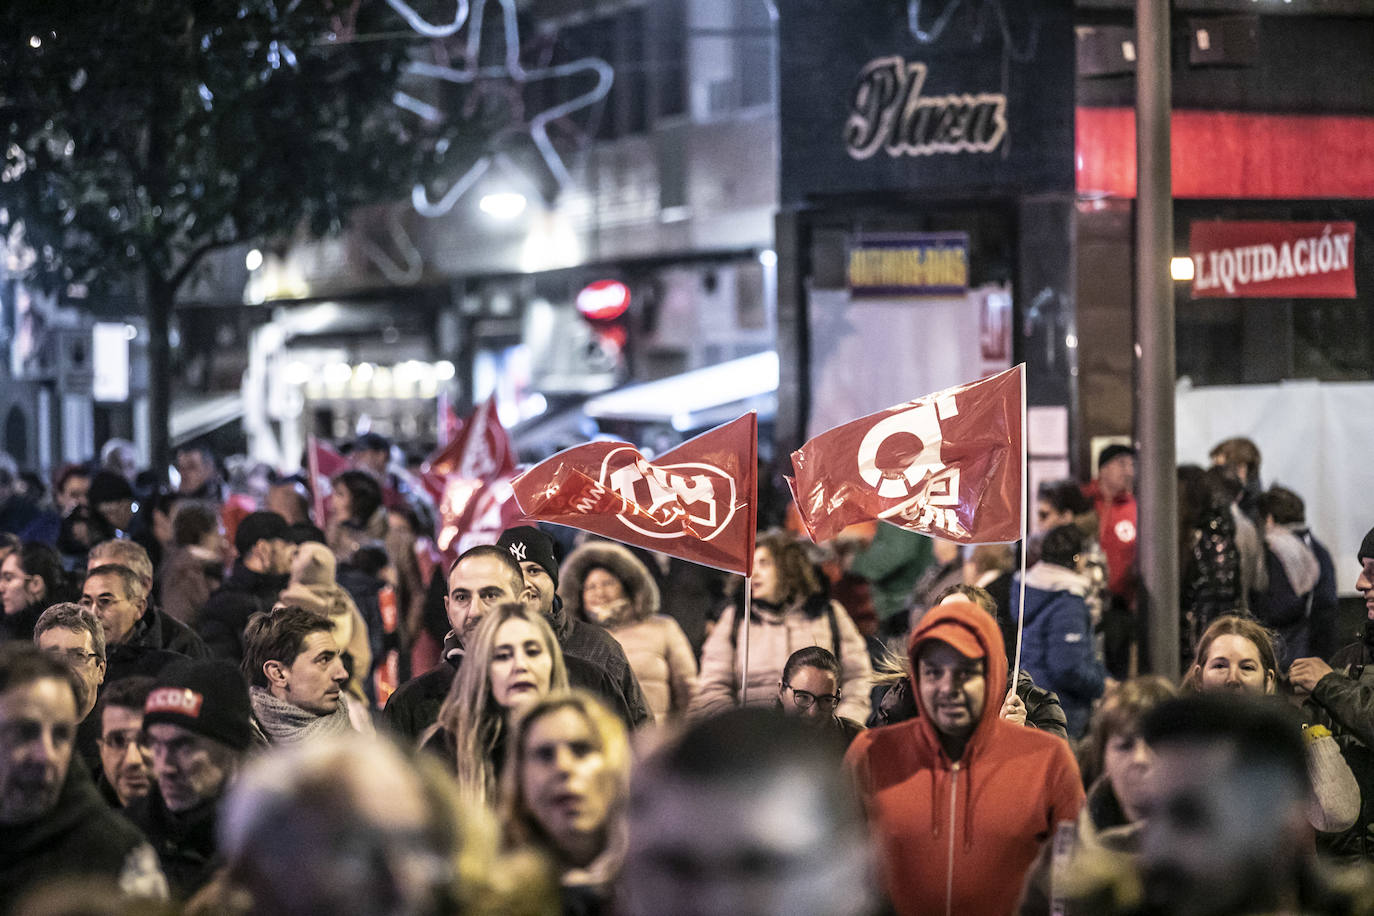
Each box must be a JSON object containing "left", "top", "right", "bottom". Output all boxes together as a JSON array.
[
  {"left": 420, "top": 397, "right": 518, "bottom": 555},
  {"left": 512, "top": 413, "right": 758, "bottom": 575},
  {"left": 789, "top": 366, "right": 1023, "bottom": 545},
  {"left": 306, "top": 436, "right": 351, "bottom": 527}
]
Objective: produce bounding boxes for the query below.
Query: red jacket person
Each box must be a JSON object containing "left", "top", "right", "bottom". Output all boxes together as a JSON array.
[{"left": 845, "top": 599, "right": 1084, "bottom": 916}]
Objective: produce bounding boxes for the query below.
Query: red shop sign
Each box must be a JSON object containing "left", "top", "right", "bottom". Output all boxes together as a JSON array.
[{"left": 1189, "top": 221, "right": 1356, "bottom": 299}]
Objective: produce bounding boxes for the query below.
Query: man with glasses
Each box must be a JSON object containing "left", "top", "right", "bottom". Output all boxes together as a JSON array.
[
  {"left": 127, "top": 658, "right": 257, "bottom": 902},
  {"left": 88, "top": 541, "right": 209, "bottom": 659},
  {"left": 94, "top": 676, "right": 156, "bottom": 809},
  {"left": 82, "top": 563, "right": 186, "bottom": 682},
  {"left": 778, "top": 646, "right": 864, "bottom": 752},
  {"left": 33, "top": 602, "right": 107, "bottom": 776}
]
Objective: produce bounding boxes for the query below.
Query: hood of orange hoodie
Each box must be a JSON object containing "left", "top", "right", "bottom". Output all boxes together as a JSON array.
[{"left": 906, "top": 598, "right": 1009, "bottom": 764}]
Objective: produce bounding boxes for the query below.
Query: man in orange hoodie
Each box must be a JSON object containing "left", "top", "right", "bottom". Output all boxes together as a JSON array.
[{"left": 845, "top": 599, "right": 1084, "bottom": 916}]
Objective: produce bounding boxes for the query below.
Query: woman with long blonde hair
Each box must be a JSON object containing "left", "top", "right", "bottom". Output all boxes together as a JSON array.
[{"left": 426, "top": 602, "right": 569, "bottom": 807}]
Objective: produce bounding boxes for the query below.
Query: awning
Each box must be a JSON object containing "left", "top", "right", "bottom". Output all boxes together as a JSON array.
[{"left": 582, "top": 350, "right": 778, "bottom": 431}]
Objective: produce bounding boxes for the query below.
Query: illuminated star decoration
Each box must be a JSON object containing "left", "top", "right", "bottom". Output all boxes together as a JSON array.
[{"left": 386, "top": 0, "right": 614, "bottom": 218}]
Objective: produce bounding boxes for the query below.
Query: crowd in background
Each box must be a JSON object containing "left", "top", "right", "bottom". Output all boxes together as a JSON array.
[{"left": 2, "top": 431, "right": 1373, "bottom": 915}]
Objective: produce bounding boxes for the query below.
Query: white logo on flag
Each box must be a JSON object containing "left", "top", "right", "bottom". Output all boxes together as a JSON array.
[
  {"left": 856, "top": 395, "right": 967, "bottom": 538},
  {"left": 598, "top": 448, "right": 738, "bottom": 542}
]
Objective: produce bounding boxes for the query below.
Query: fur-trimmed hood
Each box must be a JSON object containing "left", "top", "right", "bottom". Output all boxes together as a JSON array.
[{"left": 558, "top": 541, "right": 660, "bottom": 625}]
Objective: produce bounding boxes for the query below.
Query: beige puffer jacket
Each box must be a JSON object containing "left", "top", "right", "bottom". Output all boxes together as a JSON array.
[
  {"left": 279, "top": 542, "right": 373, "bottom": 703},
  {"left": 559, "top": 541, "right": 697, "bottom": 721}
]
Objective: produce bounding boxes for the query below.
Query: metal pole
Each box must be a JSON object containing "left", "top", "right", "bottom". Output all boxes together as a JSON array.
[{"left": 1136, "top": 0, "right": 1178, "bottom": 680}]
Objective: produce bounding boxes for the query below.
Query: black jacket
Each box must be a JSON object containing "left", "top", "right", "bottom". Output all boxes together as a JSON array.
[
  {"left": 0, "top": 757, "right": 165, "bottom": 912},
  {"left": 123, "top": 789, "right": 219, "bottom": 902},
  {"left": 195, "top": 562, "right": 289, "bottom": 662},
  {"left": 0, "top": 598, "right": 49, "bottom": 643}
]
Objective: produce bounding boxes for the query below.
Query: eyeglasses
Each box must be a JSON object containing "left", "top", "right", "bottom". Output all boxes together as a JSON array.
[
  {"left": 43, "top": 647, "right": 102, "bottom": 666},
  {"left": 79, "top": 594, "right": 128, "bottom": 612},
  {"left": 99, "top": 729, "right": 150, "bottom": 753},
  {"left": 783, "top": 683, "right": 840, "bottom": 711}
]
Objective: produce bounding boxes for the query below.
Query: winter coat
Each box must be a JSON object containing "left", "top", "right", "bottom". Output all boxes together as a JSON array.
[
  {"left": 1013, "top": 563, "right": 1106, "bottom": 739},
  {"left": 1085, "top": 481, "right": 1137, "bottom": 607},
  {"left": 196, "top": 562, "right": 289, "bottom": 662},
  {"left": 845, "top": 601, "right": 1085, "bottom": 916},
  {"left": 0, "top": 758, "right": 167, "bottom": 912},
  {"left": 1252, "top": 525, "right": 1337, "bottom": 666},
  {"left": 559, "top": 541, "right": 697, "bottom": 721},
  {"left": 157, "top": 545, "right": 224, "bottom": 627},
  {"left": 1307, "top": 636, "right": 1374, "bottom": 859},
  {"left": 1181, "top": 499, "right": 1242, "bottom": 632},
  {"left": 123, "top": 787, "right": 219, "bottom": 902},
  {"left": 692, "top": 592, "right": 873, "bottom": 723}
]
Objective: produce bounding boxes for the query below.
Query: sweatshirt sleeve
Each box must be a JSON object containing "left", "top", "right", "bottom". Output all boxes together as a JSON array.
[
  {"left": 689, "top": 604, "right": 740, "bottom": 718},
  {"left": 1045, "top": 741, "right": 1087, "bottom": 834},
  {"left": 661, "top": 616, "right": 700, "bottom": 718},
  {"left": 831, "top": 600, "right": 874, "bottom": 723}
]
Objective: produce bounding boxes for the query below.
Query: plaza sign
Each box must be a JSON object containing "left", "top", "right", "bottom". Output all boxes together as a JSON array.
[{"left": 1189, "top": 221, "right": 1356, "bottom": 299}]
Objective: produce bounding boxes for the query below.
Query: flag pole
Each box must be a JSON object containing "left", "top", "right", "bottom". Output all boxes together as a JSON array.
[
  {"left": 1012, "top": 364, "right": 1029, "bottom": 681},
  {"left": 740, "top": 577, "right": 752, "bottom": 707},
  {"left": 307, "top": 435, "right": 326, "bottom": 527}
]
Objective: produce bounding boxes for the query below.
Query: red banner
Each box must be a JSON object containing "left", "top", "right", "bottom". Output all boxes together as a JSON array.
[
  {"left": 306, "top": 437, "right": 352, "bottom": 528},
  {"left": 1190, "top": 221, "right": 1356, "bottom": 299},
  {"left": 789, "top": 366, "right": 1023, "bottom": 545},
  {"left": 420, "top": 397, "right": 519, "bottom": 556},
  {"left": 512, "top": 413, "right": 757, "bottom": 575}
]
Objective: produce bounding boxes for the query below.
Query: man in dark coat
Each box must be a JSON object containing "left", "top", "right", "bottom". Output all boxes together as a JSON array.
[
  {"left": 82, "top": 563, "right": 195, "bottom": 682},
  {"left": 196, "top": 511, "right": 294, "bottom": 662},
  {"left": 0, "top": 644, "right": 167, "bottom": 911},
  {"left": 124, "top": 658, "right": 256, "bottom": 902}
]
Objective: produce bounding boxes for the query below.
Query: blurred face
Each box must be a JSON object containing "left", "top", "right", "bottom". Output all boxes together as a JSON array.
[
  {"left": 517, "top": 560, "right": 557, "bottom": 616},
  {"left": 0, "top": 677, "right": 77, "bottom": 825},
  {"left": 1137, "top": 742, "right": 1301, "bottom": 916},
  {"left": 751, "top": 547, "right": 781, "bottom": 604},
  {"left": 276, "top": 631, "right": 348, "bottom": 716},
  {"left": 489, "top": 618, "right": 554, "bottom": 712},
  {"left": 446, "top": 555, "right": 522, "bottom": 640},
  {"left": 520, "top": 707, "right": 617, "bottom": 858},
  {"left": 1102, "top": 728, "right": 1153, "bottom": 823},
  {"left": 36, "top": 627, "right": 105, "bottom": 718},
  {"left": 1098, "top": 455, "right": 1136, "bottom": 497},
  {"left": 355, "top": 448, "right": 389, "bottom": 476},
  {"left": 81, "top": 572, "right": 145, "bottom": 645},
  {"left": 779, "top": 666, "right": 839, "bottom": 722},
  {"left": 1035, "top": 500, "right": 1073, "bottom": 533},
  {"left": 176, "top": 450, "right": 213, "bottom": 495},
  {"left": 916, "top": 641, "right": 986, "bottom": 743},
  {"left": 266, "top": 485, "right": 305, "bottom": 525},
  {"left": 148, "top": 722, "right": 235, "bottom": 812},
  {"left": 581, "top": 568, "right": 628, "bottom": 621},
  {"left": 1197, "top": 634, "right": 1273, "bottom": 695},
  {"left": 97, "top": 498, "right": 135, "bottom": 532},
  {"left": 328, "top": 486, "right": 352, "bottom": 522},
  {"left": 98, "top": 705, "right": 152, "bottom": 807},
  {"left": 1357, "top": 557, "right": 1374, "bottom": 620},
  {"left": 1, "top": 553, "right": 43, "bottom": 615},
  {"left": 56, "top": 474, "right": 90, "bottom": 516},
  {"left": 623, "top": 767, "right": 873, "bottom": 916}
]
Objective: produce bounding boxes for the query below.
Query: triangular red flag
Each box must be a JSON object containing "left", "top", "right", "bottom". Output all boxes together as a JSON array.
[
  {"left": 512, "top": 413, "right": 758, "bottom": 575},
  {"left": 420, "top": 396, "right": 519, "bottom": 555},
  {"left": 789, "top": 366, "right": 1023, "bottom": 545}
]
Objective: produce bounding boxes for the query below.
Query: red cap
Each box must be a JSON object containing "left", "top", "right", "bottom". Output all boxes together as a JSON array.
[{"left": 915, "top": 620, "right": 985, "bottom": 661}]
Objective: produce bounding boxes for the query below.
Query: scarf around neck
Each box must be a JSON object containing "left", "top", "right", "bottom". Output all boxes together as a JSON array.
[{"left": 250, "top": 686, "right": 355, "bottom": 744}]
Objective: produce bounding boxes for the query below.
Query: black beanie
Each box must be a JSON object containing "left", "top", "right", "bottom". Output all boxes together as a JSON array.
[
  {"left": 87, "top": 471, "right": 134, "bottom": 506},
  {"left": 1360, "top": 526, "right": 1374, "bottom": 563},
  {"left": 497, "top": 526, "right": 559, "bottom": 587},
  {"left": 143, "top": 659, "right": 254, "bottom": 751},
  {"left": 234, "top": 510, "right": 289, "bottom": 557}
]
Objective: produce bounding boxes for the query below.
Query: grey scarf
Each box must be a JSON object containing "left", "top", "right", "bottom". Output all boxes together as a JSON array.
[
  {"left": 250, "top": 686, "right": 355, "bottom": 745},
  {"left": 1265, "top": 525, "right": 1320, "bottom": 597}
]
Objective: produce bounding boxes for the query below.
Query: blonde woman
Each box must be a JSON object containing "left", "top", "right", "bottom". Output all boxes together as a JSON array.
[
  {"left": 425, "top": 603, "right": 569, "bottom": 807},
  {"left": 502, "top": 691, "right": 630, "bottom": 915}
]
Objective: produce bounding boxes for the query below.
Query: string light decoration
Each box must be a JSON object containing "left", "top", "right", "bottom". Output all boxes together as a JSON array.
[{"left": 388, "top": 0, "right": 614, "bottom": 218}]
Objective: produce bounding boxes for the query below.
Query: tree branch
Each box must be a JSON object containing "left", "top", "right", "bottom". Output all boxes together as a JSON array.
[{"left": 168, "top": 235, "right": 242, "bottom": 295}]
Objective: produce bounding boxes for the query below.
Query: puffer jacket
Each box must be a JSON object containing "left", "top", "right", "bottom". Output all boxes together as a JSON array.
[
  {"left": 279, "top": 542, "right": 372, "bottom": 702},
  {"left": 691, "top": 592, "right": 873, "bottom": 723},
  {"left": 1013, "top": 562, "right": 1106, "bottom": 739},
  {"left": 559, "top": 541, "right": 697, "bottom": 720}
]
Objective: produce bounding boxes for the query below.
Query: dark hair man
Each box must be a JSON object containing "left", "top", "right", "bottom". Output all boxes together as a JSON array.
[
  {"left": 124, "top": 658, "right": 255, "bottom": 901},
  {"left": 497, "top": 526, "right": 652, "bottom": 728},
  {"left": 95, "top": 675, "right": 156, "bottom": 808},
  {"left": 196, "top": 510, "right": 294, "bottom": 661},
  {"left": 623, "top": 707, "right": 878, "bottom": 916},
  {"left": 1129, "top": 693, "right": 1374, "bottom": 916},
  {"left": 845, "top": 599, "right": 1083, "bottom": 916},
  {"left": 1251, "top": 485, "right": 1338, "bottom": 664},
  {"left": 0, "top": 542, "right": 65, "bottom": 642},
  {"left": 243, "top": 605, "right": 365, "bottom": 743},
  {"left": 0, "top": 644, "right": 167, "bottom": 905}
]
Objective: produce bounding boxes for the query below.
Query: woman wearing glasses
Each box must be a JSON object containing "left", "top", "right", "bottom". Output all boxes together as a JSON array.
[{"left": 777, "top": 646, "right": 864, "bottom": 752}]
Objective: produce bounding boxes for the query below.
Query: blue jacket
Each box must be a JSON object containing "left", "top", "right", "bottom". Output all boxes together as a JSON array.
[{"left": 1012, "top": 563, "right": 1105, "bottom": 739}]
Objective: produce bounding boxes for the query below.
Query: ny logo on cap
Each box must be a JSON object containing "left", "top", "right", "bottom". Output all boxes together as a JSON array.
[{"left": 508, "top": 542, "right": 527, "bottom": 561}]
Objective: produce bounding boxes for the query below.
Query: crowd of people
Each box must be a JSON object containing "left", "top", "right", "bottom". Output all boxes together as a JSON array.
[{"left": 1, "top": 432, "right": 1373, "bottom": 915}]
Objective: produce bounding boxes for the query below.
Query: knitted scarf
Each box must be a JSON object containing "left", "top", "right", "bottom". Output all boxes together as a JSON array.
[{"left": 250, "top": 686, "right": 355, "bottom": 745}]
